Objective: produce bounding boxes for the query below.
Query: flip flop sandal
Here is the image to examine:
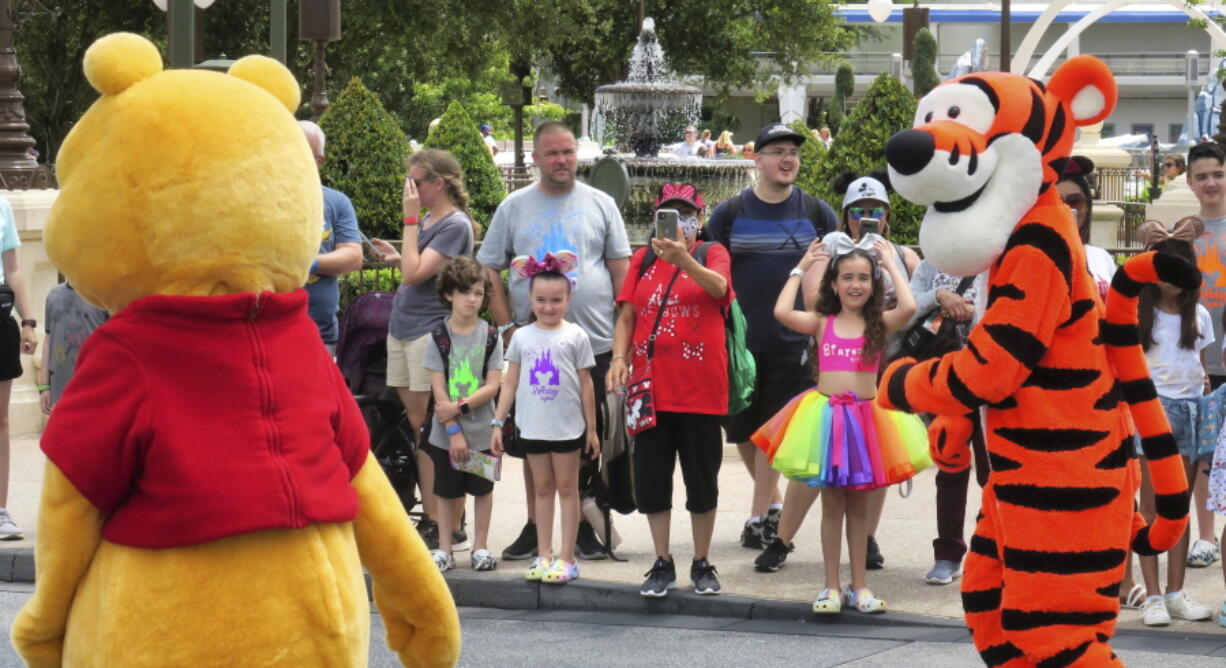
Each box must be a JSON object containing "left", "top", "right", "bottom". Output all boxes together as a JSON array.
[
  {"left": 811, "top": 588, "right": 842, "bottom": 614},
  {"left": 1121, "top": 583, "right": 1146, "bottom": 610}
]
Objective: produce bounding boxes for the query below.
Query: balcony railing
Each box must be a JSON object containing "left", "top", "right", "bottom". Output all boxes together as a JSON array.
[{"left": 799, "top": 52, "right": 1210, "bottom": 78}]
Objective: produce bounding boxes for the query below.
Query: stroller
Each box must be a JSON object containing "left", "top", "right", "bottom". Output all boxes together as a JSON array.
[{"left": 336, "top": 291, "right": 421, "bottom": 519}]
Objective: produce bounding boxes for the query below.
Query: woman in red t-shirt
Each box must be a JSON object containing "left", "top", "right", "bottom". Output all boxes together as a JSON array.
[{"left": 607, "top": 183, "right": 733, "bottom": 598}]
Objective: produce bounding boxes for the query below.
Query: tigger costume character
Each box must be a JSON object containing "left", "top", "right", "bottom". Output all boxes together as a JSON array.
[{"left": 878, "top": 56, "right": 1194, "bottom": 666}]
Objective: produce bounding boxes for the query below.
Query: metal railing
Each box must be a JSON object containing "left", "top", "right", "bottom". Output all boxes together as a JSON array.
[
  {"left": 801, "top": 51, "right": 1208, "bottom": 79},
  {"left": 499, "top": 165, "right": 534, "bottom": 194}
]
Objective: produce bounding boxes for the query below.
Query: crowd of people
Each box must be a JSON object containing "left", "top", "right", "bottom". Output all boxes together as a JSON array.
[{"left": 21, "top": 114, "right": 1226, "bottom": 624}]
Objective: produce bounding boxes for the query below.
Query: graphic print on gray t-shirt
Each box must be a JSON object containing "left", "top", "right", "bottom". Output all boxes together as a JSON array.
[
  {"left": 45, "top": 283, "right": 109, "bottom": 403},
  {"left": 388, "top": 210, "right": 475, "bottom": 342},
  {"left": 422, "top": 318, "right": 503, "bottom": 450},
  {"left": 504, "top": 322, "right": 595, "bottom": 441},
  {"left": 1195, "top": 216, "right": 1226, "bottom": 376}
]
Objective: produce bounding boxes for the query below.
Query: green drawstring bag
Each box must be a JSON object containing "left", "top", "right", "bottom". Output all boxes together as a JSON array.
[{"left": 724, "top": 299, "right": 755, "bottom": 415}]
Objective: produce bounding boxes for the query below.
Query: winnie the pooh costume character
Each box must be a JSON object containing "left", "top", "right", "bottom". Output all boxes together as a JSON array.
[{"left": 9, "top": 33, "right": 460, "bottom": 667}]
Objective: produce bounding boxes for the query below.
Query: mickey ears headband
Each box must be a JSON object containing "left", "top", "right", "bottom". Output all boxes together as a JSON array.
[
  {"left": 823, "top": 232, "right": 885, "bottom": 277},
  {"left": 1063, "top": 155, "right": 1096, "bottom": 177},
  {"left": 510, "top": 250, "right": 578, "bottom": 281},
  {"left": 1137, "top": 217, "right": 1204, "bottom": 249}
]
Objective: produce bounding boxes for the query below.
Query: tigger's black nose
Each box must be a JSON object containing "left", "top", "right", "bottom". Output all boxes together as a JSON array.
[{"left": 886, "top": 129, "right": 935, "bottom": 176}]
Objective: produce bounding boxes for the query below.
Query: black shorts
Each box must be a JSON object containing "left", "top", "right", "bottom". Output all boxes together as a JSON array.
[
  {"left": 426, "top": 444, "right": 494, "bottom": 499},
  {"left": 0, "top": 318, "right": 21, "bottom": 382},
  {"left": 505, "top": 351, "right": 610, "bottom": 460},
  {"left": 724, "top": 350, "right": 812, "bottom": 444},
  {"left": 634, "top": 412, "right": 723, "bottom": 514},
  {"left": 520, "top": 434, "right": 584, "bottom": 455},
  {"left": 1211, "top": 374, "right": 1226, "bottom": 391}
]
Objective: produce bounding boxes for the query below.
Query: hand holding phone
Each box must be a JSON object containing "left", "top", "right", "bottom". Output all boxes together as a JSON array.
[
  {"left": 655, "top": 208, "right": 680, "bottom": 241},
  {"left": 858, "top": 217, "right": 880, "bottom": 237}
]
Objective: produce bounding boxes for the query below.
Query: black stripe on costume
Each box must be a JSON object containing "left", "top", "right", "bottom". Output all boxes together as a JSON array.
[
  {"left": 1119, "top": 379, "right": 1157, "bottom": 404},
  {"left": 1059, "top": 299, "right": 1095, "bottom": 329},
  {"left": 1003, "top": 546, "right": 1126, "bottom": 574},
  {"left": 1154, "top": 250, "right": 1202, "bottom": 291},
  {"left": 988, "top": 452, "right": 1023, "bottom": 471},
  {"left": 1092, "top": 382, "right": 1122, "bottom": 411},
  {"left": 962, "top": 587, "right": 1003, "bottom": 614},
  {"left": 988, "top": 396, "right": 1018, "bottom": 409},
  {"left": 1099, "top": 321, "right": 1140, "bottom": 347},
  {"left": 928, "top": 360, "right": 940, "bottom": 382},
  {"left": 987, "top": 283, "right": 1026, "bottom": 308},
  {"left": 1138, "top": 433, "right": 1180, "bottom": 460},
  {"left": 980, "top": 642, "right": 1025, "bottom": 667},
  {"left": 1096, "top": 581, "right": 1122, "bottom": 598},
  {"left": 887, "top": 362, "right": 917, "bottom": 413},
  {"left": 1029, "top": 78, "right": 1048, "bottom": 93},
  {"left": 1005, "top": 223, "right": 1072, "bottom": 286},
  {"left": 1001, "top": 608, "right": 1116, "bottom": 631},
  {"left": 1021, "top": 366, "right": 1101, "bottom": 390},
  {"left": 1155, "top": 491, "right": 1190, "bottom": 521},
  {"left": 1042, "top": 105, "right": 1068, "bottom": 155},
  {"left": 970, "top": 534, "right": 999, "bottom": 558},
  {"left": 1111, "top": 268, "right": 1144, "bottom": 299},
  {"left": 1022, "top": 90, "right": 1048, "bottom": 145},
  {"left": 984, "top": 324, "right": 1048, "bottom": 369},
  {"left": 947, "top": 367, "right": 987, "bottom": 410},
  {"left": 1132, "top": 526, "right": 1161, "bottom": 556},
  {"left": 967, "top": 340, "right": 989, "bottom": 366},
  {"left": 1037, "top": 640, "right": 1092, "bottom": 668},
  {"left": 994, "top": 484, "right": 1120, "bottom": 511},
  {"left": 1094, "top": 437, "right": 1131, "bottom": 470},
  {"left": 994, "top": 427, "right": 1109, "bottom": 452},
  {"left": 961, "top": 77, "right": 1001, "bottom": 110}
]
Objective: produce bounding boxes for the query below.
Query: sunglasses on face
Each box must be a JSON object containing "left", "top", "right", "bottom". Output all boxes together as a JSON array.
[
  {"left": 1164, "top": 162, "right": 1177, "bottom": 169},
  {"left": 848, "top": 207, "right": 886, "bottom": 220}
]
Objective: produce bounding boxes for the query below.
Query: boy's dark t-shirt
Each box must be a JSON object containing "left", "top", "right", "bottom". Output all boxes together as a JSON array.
[{"left": 706, "top": 187, "right": 837, "bottom": 353}]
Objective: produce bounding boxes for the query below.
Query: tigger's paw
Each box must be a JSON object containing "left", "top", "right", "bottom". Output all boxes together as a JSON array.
[
  {"left": 877, "top": 357, "right": 918, "bottom": 412},
  {"left": 929, "top": 415, "right": 973, "bottom": 474}
]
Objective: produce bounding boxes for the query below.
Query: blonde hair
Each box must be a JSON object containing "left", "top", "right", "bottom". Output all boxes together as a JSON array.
[{"left": 407, "top": 149, "right": 470, "bottom": 212}]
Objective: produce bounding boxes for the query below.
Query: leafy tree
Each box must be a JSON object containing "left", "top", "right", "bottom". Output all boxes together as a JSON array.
[
  {"left": 912, "top": 28, "right": 940, "bottom": 98},
  {"left": 815, "top": 73, "right": 923, "bottom": 244},
  {"left": 318, "top": 78, "right": 412, "bottom": 240},
  {"left": 789, "top": 120, "right": 828, "bottom": 199},
  {"left": 423, "top": 101, "right": 505, "bottom": 234},
  {"left": 828, "top": 63, "right": 855, "bottom": 135}
]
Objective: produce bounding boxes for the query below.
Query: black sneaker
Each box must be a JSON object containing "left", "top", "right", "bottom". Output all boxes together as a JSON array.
[
  {"left": 640, "top": 556, "right": 676, "bottom": 597},
  {"left": 754, "top": 537, "right": 794, "bottom": 573},
  {"left": 417, "top": 517, "right": 439, "bottom": 551},
  {"left": 501, "top": 521, "right": 538, "bottom": 561},
  {"left": 740, "top": 519, "right": 765, "bottom": 549},
  {"left": 691, "top": 558, "right": 721, "bottom": 596},
  {"left": 452, "top": 529, "right": 471, "bottom": 552},
  {"left": 576, "top": 520, "right": 608, "bottom": 560},
  {"left": 866, "top": 535, "right": 884, "bottom": 570}
]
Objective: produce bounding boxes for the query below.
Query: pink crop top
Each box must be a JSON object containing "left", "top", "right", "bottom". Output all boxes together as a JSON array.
[{"left": 818, "top": 319, "right": 880, "bottom": 373}]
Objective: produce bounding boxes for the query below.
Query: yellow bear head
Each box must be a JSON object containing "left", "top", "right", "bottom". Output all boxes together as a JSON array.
[{"left": 47, "top": 32, "right": 321, "bottom": 313}]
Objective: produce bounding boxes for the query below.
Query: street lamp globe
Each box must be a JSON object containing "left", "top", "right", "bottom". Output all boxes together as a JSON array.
[{"left": 867, "top": 0, "right": 893, "bottom": 23}]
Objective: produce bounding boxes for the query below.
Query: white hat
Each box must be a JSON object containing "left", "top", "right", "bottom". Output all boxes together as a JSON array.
[{"left": 841, "top": 177, "right": 889, "bottom": 211}]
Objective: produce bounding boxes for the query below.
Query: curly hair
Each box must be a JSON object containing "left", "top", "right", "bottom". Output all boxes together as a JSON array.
[
  {"left": 814, "top": 249, "right": 887, "bottom": 365},
  {"left": 436, "top": 256, "right": 491, "bottom": 310}
]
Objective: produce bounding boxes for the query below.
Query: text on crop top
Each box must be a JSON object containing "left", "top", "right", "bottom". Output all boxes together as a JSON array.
[{"left": 818, "top": 317, "right": 880, "bottom": 373}]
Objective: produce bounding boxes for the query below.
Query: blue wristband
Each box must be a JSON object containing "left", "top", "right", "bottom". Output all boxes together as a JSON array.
[
  {"left": 446, "top": 424, "right": 462, "bottom": 436},
  {"left": 309, "top": 259, "right": 319, "bottom": 275}
]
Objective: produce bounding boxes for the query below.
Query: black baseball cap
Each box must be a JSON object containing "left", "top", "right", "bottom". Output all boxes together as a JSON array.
[{"left": 755, "top": 122, "right": 806, "bottom": 152}]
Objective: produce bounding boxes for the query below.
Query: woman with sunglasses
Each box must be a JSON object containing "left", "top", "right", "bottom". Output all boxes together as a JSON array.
[
  {"left": 1163, "top": 154, "right": 1187, "bottom": 185},
  {"left": 1056, "top": 156, "right": 1115, "bottom": 299}
]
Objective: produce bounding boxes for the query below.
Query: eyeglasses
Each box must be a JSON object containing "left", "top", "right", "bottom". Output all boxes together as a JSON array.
[
  {"left": 848, "top": 206, "right": 886, "bottom": 220},
  {"left": 684, "top": 130, "right": 697, "bottom": 134},
  {"left": 1062, "top": 193, "right": 1088, "bottom": 209},
  {"left": 1163, "top": 162, "right": 1177, "bottom": 169},
  {"left": 758, "top": 149, "right": 800, "bottom": 159}
]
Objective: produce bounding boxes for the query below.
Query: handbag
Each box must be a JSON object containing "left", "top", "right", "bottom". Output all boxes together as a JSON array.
[
  {"left": 0, "top": 285, "right": 14, "bottom": 321},
  {"left": 625, "top": 266, "right": 683, "bottom": 436},
  {"left": 897, "top": 275, "right": 976, "bottom": 361}
]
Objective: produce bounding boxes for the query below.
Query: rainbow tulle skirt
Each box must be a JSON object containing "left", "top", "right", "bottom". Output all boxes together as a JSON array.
[{"left": 751, "top": 389, "right": 931, "bottom": 490}]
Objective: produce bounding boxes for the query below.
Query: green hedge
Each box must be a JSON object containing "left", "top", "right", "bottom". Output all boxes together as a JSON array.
[
  {"left": 423, "top": 100, "right": 506, "bottom": 235},
  {"left": 912, "top": 28, "right": 940, "bottom": 98},
  {"left": 789, "top": 119, "right": 829, "bottom": 199}
]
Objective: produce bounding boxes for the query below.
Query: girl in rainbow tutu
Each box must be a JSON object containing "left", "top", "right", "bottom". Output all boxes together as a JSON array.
[{"left": 753, "top": 231, "right": 930, "bottom": 615}]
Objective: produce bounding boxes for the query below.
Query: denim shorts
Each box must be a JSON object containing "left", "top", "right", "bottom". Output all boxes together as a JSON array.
[{"left": 1134, "top": 396, "right": 1200, "bottom": 461}]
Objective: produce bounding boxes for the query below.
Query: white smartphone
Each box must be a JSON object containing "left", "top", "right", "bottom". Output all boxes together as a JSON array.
[
  {"left": 655, "top": 208, "right": 680, "bottom": 240},
  {"left": 859, "top": 218, "right": 880, "bottom": 236}
]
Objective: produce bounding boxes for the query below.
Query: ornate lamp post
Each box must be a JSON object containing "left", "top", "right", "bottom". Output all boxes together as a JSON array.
[
  {"left": 0, "top": 0, "right": 38, "bottom": 187},
  {"left": 300, "top": 0, "right": 340, "bottom": 121}
]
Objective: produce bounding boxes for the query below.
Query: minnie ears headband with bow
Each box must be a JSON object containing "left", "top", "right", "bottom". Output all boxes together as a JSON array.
[
  {"left": 1137, "top": 217, "right": 1204, "bottom": 249},
  {"left": 822, "top": 231, "right": 886, "bottom": 276},
  {"left": 510, "top": 250, "right": 578, "bottom": 284}
]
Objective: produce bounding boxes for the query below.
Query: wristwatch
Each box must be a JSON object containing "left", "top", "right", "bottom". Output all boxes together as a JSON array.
[
  {"left": 20, "top": 319, "right": 35, "bottom": 329},
  {"left": 491, "top": 418, "right": 505, "bottom": 427},
  {"left": 788, "top": 267, "right": 805, "bottom": 279},
  {"left": 459, "top": 401, "right": 471, "bottom": 416}
]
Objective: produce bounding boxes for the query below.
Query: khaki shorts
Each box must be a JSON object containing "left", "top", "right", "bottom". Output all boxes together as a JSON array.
[{"left": 386, "top": 333, "right": 432, "bottom": 391}]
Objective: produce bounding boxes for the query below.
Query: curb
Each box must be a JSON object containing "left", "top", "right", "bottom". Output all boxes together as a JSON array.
[{"left": 0, "top": 548, "right": 32, "bottom": 583}]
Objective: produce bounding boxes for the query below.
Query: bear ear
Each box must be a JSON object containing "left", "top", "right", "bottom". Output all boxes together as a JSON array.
[
  {"left": 228, "top": 56, "right": 300, "bottom": 113},
  {"left": 1047, "top": 55, "right": 1117, "bottom": 126},
  {"left": 83, "top": 33, "right": 163, "bottom": 96}
]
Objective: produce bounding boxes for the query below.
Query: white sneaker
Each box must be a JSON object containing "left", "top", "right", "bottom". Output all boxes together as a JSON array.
[
  {"left": 0, "top": 508, "right": 22, "bottom": 541},
  {"left": 431, "top": 549, "right": 455, "bottom": 573},
  {"left": 1187, "top": 539, "right": 1217, "bottom": 568},
  {"left": 1140, "top": 595, "right": 1171, "bottom": 626},
  {"left": 1165, "top": 590, "right": 1213, "bottom": 621}
]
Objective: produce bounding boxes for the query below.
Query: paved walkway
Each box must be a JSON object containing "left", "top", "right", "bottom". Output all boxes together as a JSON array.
[{"left": 4, "top": 433, "right": 1225, "bottom": 636}]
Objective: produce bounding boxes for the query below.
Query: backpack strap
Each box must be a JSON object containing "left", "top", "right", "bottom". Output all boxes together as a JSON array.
[
  {"left": 481, "top": 324, "right": 498, "bottom": 378},
  {"left": 430, "top": 324, "right": 453, "bottom": 385}
]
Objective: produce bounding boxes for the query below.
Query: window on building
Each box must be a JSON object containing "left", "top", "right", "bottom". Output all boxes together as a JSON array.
[
  {"left": 1102, "top": 123, "right": 1116, "bottom": 137},
  {"left": 1169, "top": 124, "right": 1183, "bottom": 143},
  {"left": 1130, "top": 123, "right": 1154, "bottom": 139}
]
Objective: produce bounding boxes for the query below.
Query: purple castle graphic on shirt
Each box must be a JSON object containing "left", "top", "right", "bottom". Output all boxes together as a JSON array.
[{"left": 530, "top": 349, "right": 561, "bottom": 386}]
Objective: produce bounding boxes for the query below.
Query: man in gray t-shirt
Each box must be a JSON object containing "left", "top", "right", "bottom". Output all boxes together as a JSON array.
[
  {"left": 40, "top": 283, "right": 108, "bottom": 408},
  {"left": 422, "top": 319, "right": 503, "bottom": 451}
]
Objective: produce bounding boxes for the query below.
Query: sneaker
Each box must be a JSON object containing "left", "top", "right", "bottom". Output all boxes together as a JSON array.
[
  {"left": 1140, "top": 595, "right": 1170, "bottom": 626},
  {"left": 741, "top": 518, "right": 765, "bottom": 549},
  {"left": 925, "top": 559, "right": 962, "bottom": 585},
  {"left": 576, "top": 520, "right": 608, "bottom": 560},
  {"left": 640, "top": 556, "right": 677, "bottom": 598},
  {"left": 502, "top": 521, "right": 538, "bottom": 561},
  {"left": 471, "top": 548, "right": 497, "bottom": 572},
  {"left": 431, "top": 549, "right": 455, "bottom": 573},
  {"left": 811, "top": 587, "right": 842, "bottom": 615},
  {"left": 754, "top": 537, "right": 794, "bottom": 573},
  {"left": 842, "top": 585, "right": 886, "bottom": 614},
  {"left": 525, "top": 556, "right": 551, "bottom": 581},
  {"left": 1187, "top": 539, "right": 1217, "bottom": 568},
  {"left": 866, "top": 535, "right": 884, "bottom": 570},
  {"left": 691, "top": 558, "right": 721, "bottom": 595},
  {"left": 1165, "top": 590, "right": 1213, "bottom": 621},
  {"left": 542, "top": 558, "right": 580, "bottom": 584},
  {"left": 0, "top": 509, "right": 21, "bottom": 541},
  {"left": 452, "top": 529, "right": 471, "bottom": 553},
  {"left": 416, "top": 517, "right": 439, "bottom": 551}
]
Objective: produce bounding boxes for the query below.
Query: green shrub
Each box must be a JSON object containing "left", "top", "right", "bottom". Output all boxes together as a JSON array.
[
  {"left": 815, "top": 73, "right": 923, "bottom": 244},
  {"left": 319, "top": 78, "right": 413, "bottom": 241},
  {"left": 829, "top": 63, "right": 855, "bottom": 135},
  {"left": 338, "top": 266, "right": 403, "bottom": 312},
  {"left": 912, "top": 28, "right": 940, "bottom": 98},
  {"left": 789, "top": 119, "right": 828, "bottom": 198},
  {"left": 424, "top": 100, "right": 506, "bottom": 236}
]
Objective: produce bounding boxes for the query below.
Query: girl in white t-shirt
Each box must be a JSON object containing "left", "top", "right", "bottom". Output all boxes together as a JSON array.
[
  {"left": 1057, "top": 156, "right": 1116, "bottom": 299},
  {"left": 1134, "top": 236, "right": 1216, "bottom": 626}
]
